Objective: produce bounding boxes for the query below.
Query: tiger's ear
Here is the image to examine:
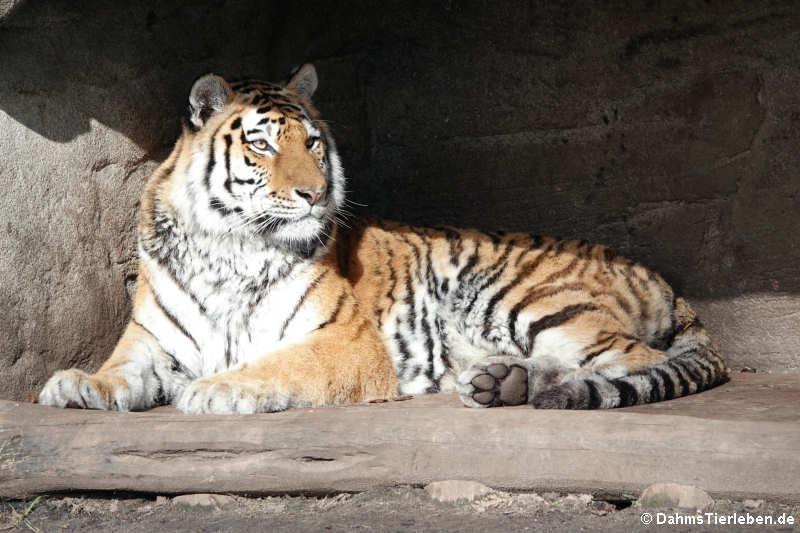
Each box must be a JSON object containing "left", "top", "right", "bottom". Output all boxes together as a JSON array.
[
  {"left": 188, "top": 74, "right": 232, "bottom": 128},
  {"left": 286, "top": 63, "right": 318, "bottom": 99}
]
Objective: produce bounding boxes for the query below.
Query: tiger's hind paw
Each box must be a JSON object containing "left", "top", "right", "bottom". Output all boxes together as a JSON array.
[{"left": 457, "top": 356, "right": 530, "bottom": 408}]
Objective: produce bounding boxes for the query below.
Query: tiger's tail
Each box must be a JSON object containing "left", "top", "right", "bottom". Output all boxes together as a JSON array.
[{"left": 532, "top": 298, "right": 730, "bottom": 409}]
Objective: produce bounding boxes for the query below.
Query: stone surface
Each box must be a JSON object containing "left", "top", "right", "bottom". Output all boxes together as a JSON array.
[
  {"left": 424, "top": 480, "right": 493, "bottom": 503},
  {"left": 1, "top": 373, "right": 799, "bottom": 502},
  {"left": 172, "top": 494, "right": 236, "bottom": 508},
  {"left": 2, "top": 1, "right": 800, "bottom": 400},
  {"left": 743, "top": 499, "right": 764, "bottom": 510},
  {"left": 637, "top": 483, "right": 715, "bottom": 511}
]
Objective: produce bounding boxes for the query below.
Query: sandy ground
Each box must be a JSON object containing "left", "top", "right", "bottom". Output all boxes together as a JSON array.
[{"left": 2, "top": 486, "right": 798, "bottom": 533}]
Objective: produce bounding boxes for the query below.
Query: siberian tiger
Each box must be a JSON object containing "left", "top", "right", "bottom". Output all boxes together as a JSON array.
[{"left": 38, "top": 64, "right": 728, "bottom": 414}]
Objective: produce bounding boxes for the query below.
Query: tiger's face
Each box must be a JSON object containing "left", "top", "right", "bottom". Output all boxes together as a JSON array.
[{"left": 180, "top": 65, "right": 344, "bottom": 255}]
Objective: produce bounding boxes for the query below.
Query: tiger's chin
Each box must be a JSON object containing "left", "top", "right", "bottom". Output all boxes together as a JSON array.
[{"left": 261, "top": 213, "right": 334, "bottom": 258}]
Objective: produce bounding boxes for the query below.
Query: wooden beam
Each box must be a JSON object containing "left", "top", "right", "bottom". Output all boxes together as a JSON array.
[{"left": 2, "top": 373, "right": 799, "bottom": 501}]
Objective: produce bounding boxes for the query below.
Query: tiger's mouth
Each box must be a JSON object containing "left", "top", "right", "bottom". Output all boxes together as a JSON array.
[{"left": 248, "top": 209, "right": 329, "bottom": 237}]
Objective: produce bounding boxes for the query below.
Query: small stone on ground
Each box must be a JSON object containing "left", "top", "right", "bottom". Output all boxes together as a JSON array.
[
  {"left": 637, "top": 483, "right": 714, "bottom": 511},
  {"left": 425, "top": 480, "right": 493, "bottom": 503},
  {"left": 171, "top": 493, "right": 236, "bottom": 508}
]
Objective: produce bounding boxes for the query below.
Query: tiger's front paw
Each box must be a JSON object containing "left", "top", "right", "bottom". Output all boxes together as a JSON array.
[
  {"left": 457, "top": 356, "right": 531, "bottom": 408},
  {"left": 38, "top": 369, "right": 128, "bottom": 411},
  {"left": 176, "top": 378, "right": 291, "bottom": 415}
]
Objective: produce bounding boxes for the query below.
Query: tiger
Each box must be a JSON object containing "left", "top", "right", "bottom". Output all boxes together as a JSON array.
[{"left": 38, "top": 64, "right": 729, "bottom": 414}]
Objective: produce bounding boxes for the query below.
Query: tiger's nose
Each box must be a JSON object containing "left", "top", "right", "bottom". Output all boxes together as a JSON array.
[{"left": 294, "top": 187, "right": 325, "bottom": 206}]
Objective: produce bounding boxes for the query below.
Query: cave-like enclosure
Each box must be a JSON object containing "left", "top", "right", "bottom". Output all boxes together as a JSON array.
[{"left": 1, "top": 0, "right": 799, "bottom": 501}]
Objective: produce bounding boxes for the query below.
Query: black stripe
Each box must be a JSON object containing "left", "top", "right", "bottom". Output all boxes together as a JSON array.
[
  {"left": 465, "top": 262, "right": 507, "bottom": 316},
  {"left": 654, "top": 367, "right": 676, "bottom": 400},
  {"left": 679, "top": 357, "right": 707, "bottom": 390},
  {"left": 394, "top": 329, "right": 412, "bottom": 377},
  {"left": 614, "top": 379, "right": 639, "bottom": 407},
  {"left": 152, "top": 368, "right": 166, "bottom": 405},
  {"left": 514, "top": 303, "right": 598, "bottom": 354},
  {"left": 421, "top": 235, "right": 441, "bottom": 299},
  {"left": 225, "top": 329, "right": 233, "bottom": 368},
  {"left": 230, "top": 117, "right": 241, "bottom": 130},
  {"left": 456, "top": 244, "right": 480, "bottom": 282},
  {"left": 279, "top": 269, "right": 330, "bottom": 340},
  {"left": 203, "top": 123, "right": 225, "bottom": 188},
  {"left": 137, "top": 240, "right": 208, "bottom": 315},
  {"left": 578, "top": 341, "right": 615, "bottom": 366},
  {"left": 223, "top": 134, "right": 233, "bottom": 193},
  {"left": 585, "top": 379, "right": 602, "bottom": 409},
  {"left": 150, "top": 287, "right": 201, "bottom": 353},
  {"left": 440, "top": 278, "right": 449, "bottom": 295},
  {"left": 399, "top": 233, "right": 423, "bottom": 282},
  {"left": 688, "top": 355, "right": 714, "bottom": 389},
  {"left": 667, "top": 360, "right": 691, "bottom": 396},
  {"left": 317, "top": 289, "right": 348, "bottom": 330},
  {"left": 420, "top": 303, "right": 436, "bottom": 381},
  {"left": 541, "top": 255, "right": 580, "bottom": 284},
  {"left": 623, "top": 341, "right": 637, "bottom": 353},
  {"left": 434, "top": 315, "right": 451, "bottom": 379},
  {"left": 483, "top": 243, "right": 554, "bottom": 336},
  {"left": 647, "top": 374, "right": 662, "bottom": 403},
  {"left": 403, "top": 258, "right": 417, "bottom": 331},
  {"left": 439, "top": 227, "right": 463, "bottom": 266},
  {"left": 131, "top": 318, "right": 156, "bottom": 341},
  {"left": 623, "top": 265, "right": 651, "bottom": 323},
  {"left": 209, "top": 196, "right": 242, "bottom": 216},
  {"left": 514, "top": 235, "right": 544, "bottom": 266}
]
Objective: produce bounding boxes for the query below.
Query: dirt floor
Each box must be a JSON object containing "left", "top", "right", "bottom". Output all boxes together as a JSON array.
[{"left": 2, "top": 486, "right": 798, "bottom": 533}]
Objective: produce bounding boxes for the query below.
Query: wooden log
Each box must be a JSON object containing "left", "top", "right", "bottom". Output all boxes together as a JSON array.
[{"left": 2, "top": 373, "right": 799, "bottom": 501}]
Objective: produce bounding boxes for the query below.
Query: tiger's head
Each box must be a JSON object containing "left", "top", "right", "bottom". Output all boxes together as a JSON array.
[{"left": 158, "top": 64, "right": 344, "bottom": 256}]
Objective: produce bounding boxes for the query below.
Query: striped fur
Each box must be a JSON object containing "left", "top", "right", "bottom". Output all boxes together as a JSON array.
[{"left": 38, "top": 65, "right": 728, "bottom": 414}]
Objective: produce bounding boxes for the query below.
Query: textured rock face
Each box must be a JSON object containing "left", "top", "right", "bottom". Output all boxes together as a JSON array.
[{"left": 1, "top": 1, "right": 799, "bottom": 400}]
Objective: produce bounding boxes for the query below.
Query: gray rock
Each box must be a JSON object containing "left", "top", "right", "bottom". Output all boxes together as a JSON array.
[
  {"left": 637, "top": 483, "right": 714, "bottom": 511},
  {"left": 556, "top": 494, "right": 593, "bottom": 511},
  {"left": 425, "top": 480, "right": 493, "bottom": 503},
  {"left": 172, "top": 494, "right": 236, "bottom": 508},
  {"left": 742, "top": 499, "right": 764, "bottom": 510}
]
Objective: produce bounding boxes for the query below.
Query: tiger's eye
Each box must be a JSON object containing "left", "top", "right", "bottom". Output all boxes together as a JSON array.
[
  {"left": 251, "top": 140, "right": 269, "bottom": 151},
  {"left": 306, "top": 136, "right": 319, "bottom": 150}
]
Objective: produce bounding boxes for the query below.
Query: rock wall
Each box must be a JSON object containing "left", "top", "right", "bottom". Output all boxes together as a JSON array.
[{"left": 1, "top": 0, "right": 799, "bottom": 401}]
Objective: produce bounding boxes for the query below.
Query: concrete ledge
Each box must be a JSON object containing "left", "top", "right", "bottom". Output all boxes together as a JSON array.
[{"left": 1, "top": 373, "right": 799, "bottom": 501}]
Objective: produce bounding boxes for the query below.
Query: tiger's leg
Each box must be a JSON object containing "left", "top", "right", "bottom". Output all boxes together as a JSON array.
[
  {"left": 530, "top": 335, "right": 669, "bottom": 409},
  {"left": 532, "top": 324, "right": 728, "bottom": 409},
  {"left": 38, "top": 321, "right": 191, "bottom": 411},
  {"left": 457, "top": 307, "right": 627, "bottom": 408},
  {"left": 176, "top": 321, "right": 397, "bottom": 415},
  {"left": 457, "top": 334, "right": 669, "bottom": 409}
]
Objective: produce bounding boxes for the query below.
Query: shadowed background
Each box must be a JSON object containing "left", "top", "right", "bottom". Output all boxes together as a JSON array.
[{"left": 1, "top": 0, "right": 798, "bottom": 401}]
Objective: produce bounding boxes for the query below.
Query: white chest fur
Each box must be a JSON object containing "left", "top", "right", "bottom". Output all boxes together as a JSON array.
[{"left": 136, "top": 231, "right": 322, "bottom": 379}]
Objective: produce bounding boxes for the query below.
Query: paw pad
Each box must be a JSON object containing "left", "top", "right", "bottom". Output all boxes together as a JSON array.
[{"left": 469, "top": 364, "right": 528, "bottom": 406}]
